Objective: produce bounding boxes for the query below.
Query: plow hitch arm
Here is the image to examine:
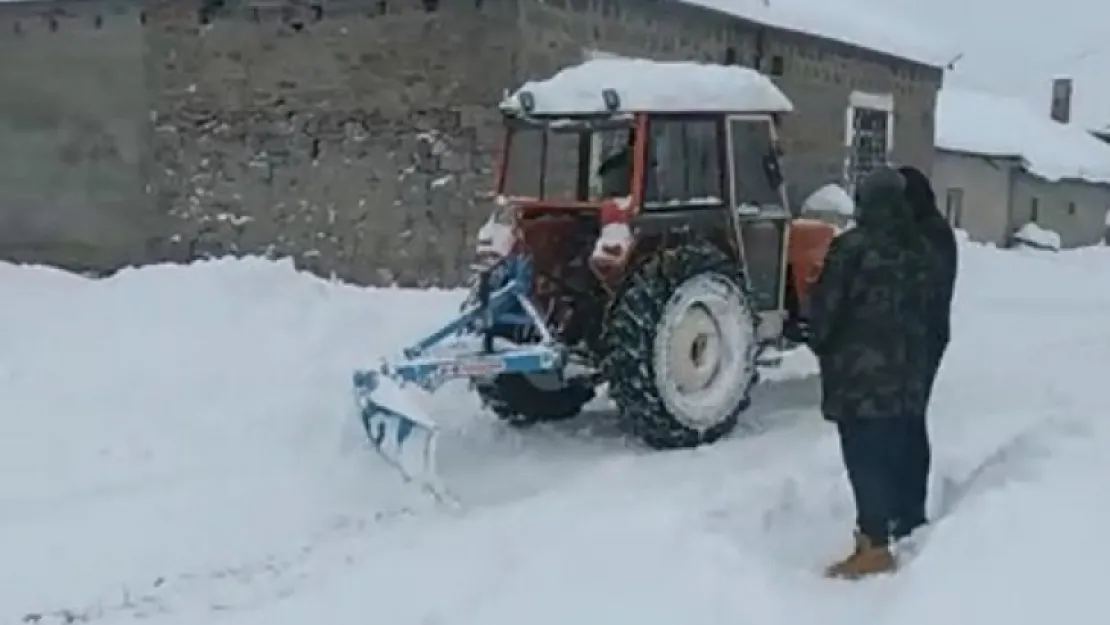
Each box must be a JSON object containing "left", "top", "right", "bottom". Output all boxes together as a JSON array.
[{"left": 350, "top": 253, "right": 564, "bottom": 503}]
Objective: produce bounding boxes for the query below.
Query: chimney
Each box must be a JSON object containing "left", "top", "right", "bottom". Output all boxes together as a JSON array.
[{"left": 1051, "top": 77, "right": 1073, "bottom": 124}]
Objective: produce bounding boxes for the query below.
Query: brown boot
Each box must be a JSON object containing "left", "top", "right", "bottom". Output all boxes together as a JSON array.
[{"left": 824, "top": 531, "right": 896, "bottom": 579}]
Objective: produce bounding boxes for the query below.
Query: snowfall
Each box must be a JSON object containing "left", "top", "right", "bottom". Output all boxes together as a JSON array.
[{"left": 2, "top": 233, "right": 1109, "bottom": 625}]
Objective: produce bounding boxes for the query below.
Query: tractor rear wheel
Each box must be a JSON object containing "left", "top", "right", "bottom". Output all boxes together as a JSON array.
[
  {"left": 476, "top": 373, "right": 595, "bottom": 427},
  {"left": 604, "top": 242, "right": 758, "bottom": 448}
]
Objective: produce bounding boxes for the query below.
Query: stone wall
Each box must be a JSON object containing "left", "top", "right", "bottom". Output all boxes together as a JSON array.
[
  {"left": 0, "top": 0, "right": 942, "bottom": 286},
  {"left": 143, "top": 0, "right": 521, "bottom": 287}
]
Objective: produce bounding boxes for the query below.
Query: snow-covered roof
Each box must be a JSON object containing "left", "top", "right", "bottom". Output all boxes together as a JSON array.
[
  {"left": 936, "top": 87, "right": 1110, "bottom": 185},
  {"left": 500, "top": 57, "right": 794, "bottom": 117},
  {"left": 682, "top": 0, "right": 955, "bottom": 69}
]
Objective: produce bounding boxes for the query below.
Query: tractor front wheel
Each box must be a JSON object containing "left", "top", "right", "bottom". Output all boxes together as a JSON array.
[{"left": 604, "top": 243, "right": 759, "bottom": 449}]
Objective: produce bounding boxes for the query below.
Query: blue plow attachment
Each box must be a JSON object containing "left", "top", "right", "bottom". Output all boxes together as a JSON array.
[
  {"left": 352, "top": 369, "right": 448, "bottom": 503},
  {"left": 351, "top": 255, "right": 564, "bottom": 503}
]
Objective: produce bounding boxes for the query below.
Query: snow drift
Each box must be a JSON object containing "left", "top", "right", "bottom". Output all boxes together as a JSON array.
[{"left": 2, "top": 239, "right": 1109, "bottom": 625}]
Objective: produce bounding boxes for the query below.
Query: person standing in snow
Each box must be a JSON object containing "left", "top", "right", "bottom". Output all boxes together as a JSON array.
[
  {"left": 891, "top": 165, "right": 958, "bottom": 542},
  {"left": 806, "top": 166, "right": 935, "bottom": 579}
]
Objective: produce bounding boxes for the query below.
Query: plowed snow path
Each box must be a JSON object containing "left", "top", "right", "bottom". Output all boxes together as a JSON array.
[{"left": 2, "top": 240, "right": 1109, "bottom": 625}]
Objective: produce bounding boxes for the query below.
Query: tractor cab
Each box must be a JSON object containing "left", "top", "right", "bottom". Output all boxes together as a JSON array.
[{"left": 490, "top": 57, "right": 834, "bottom": 342}]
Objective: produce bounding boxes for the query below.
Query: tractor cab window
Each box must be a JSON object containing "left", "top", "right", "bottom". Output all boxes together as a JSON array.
[
  {"left": 501, "top": 122, "right": 634, "bottom": 202},
  {"left": 728, "top": 116, "right": 788, "bottom": 311},
  {"left": 643, "top": 118, "right": 723, "bottom": 208},
  {"left": 592, "top": 127, "right": 634, "bottom": 198},
  {"left": 728, "top": 116, "right": 785, "bottom": 212},
  {"left": 502, "top": 125, "right": 581, "bottom": 201}
]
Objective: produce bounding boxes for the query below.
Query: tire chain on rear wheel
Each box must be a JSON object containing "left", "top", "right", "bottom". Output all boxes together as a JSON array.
[{"left": 602, "top": 241, "right": 759, "bottom": 448}]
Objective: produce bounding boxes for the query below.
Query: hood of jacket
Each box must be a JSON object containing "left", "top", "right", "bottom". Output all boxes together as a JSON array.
[
  {"left": 854, "top": 166, "right": 915, "bottom": 233},
  {"left": 898, "top": 165, "right": 941, "bottom": 225}
]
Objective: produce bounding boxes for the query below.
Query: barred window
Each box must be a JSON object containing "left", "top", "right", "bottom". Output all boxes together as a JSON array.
[{"left": 847, "top": 107, "right": 890, "bottom": 191}]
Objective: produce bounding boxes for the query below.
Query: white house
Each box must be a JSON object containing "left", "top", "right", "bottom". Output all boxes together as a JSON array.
[{"left": 932, "top": 83, "right": 1110, "bottom": 249}]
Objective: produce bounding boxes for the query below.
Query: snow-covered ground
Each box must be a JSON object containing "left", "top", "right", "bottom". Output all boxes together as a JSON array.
[{"left": 2, "top": 236, "right": 1109, "bottom": 625}]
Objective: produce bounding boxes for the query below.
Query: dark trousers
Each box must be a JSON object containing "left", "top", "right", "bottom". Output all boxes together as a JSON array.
[
  {"left": 898, "top": 416, "right": 931, "bottom": 536},
  {"left": 837, "top": 417, "right": 931, "bottom": 546}
]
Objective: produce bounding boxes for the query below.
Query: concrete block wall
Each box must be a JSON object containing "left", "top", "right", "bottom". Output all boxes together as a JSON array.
[
  {"left": 761, "top": 29, "right": 940, "bottom": 206},
  {"left": 0, "top": 0, "right": 942, "bottom": 286}
]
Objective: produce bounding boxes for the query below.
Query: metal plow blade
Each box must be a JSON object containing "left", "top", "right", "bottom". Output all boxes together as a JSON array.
[
  {"left": 349, "top": 254, "right": 562, "bottom": 507},
  {"left": 352, "top": 370, "right": 458, "bottom": 507}
]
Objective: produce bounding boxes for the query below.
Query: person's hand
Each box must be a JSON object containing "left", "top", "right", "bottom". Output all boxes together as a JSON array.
[{"left": 783, "top": 319, "right": 810, "bottom": 345}]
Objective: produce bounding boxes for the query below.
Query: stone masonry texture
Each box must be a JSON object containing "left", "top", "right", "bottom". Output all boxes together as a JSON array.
[{"left": 0, "top": 0, "right": 942, "bottom": 286}]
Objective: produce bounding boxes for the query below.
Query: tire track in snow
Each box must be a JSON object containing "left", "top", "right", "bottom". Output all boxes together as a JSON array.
[
  {"left": 700, "top": 408, "right": 1093, "bottom": 580},
  {"left": 18, "top": 507, "right": 421, "bottom": 625},
  {"left": 894, "top": 413, "right": 1093, "bottom": 563},
  {"left": 17, "top": 377, "right": 825, "bottom": 625},
  {"left": 23, "top": 384, "right": 1084, "bottom": 623}
]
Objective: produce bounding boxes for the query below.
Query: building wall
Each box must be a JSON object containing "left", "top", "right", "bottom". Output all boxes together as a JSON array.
[
  {"left": 935, "top": 150, "right": 1110, "bottom": 248},
  {"left": 763, "top": 28, "right": 939, "bottom": 205},
  {"left": 0, "top": 2, "right": 154, "bottom": 273},
  {"left": 143, "top": 0, "right": 524, "bottom": 287},
  {"left": 1010, "top": 170, "right": 1110, "bottom": 249},
  {"left": 932, "top": 150, "right": 1016, "bottom": 245},
  {"left": 0, "top": 0, "right": 943, "bottom": 285}
]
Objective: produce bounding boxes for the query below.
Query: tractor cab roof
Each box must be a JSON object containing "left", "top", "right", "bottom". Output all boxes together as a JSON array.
[{"left": 499, "top": 57, "right": 794, "bottom": 121}]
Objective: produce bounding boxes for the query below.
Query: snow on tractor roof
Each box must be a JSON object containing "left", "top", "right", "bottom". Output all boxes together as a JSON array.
[{"left": 500, "top": 57, "right": 794, "bottom": 117}]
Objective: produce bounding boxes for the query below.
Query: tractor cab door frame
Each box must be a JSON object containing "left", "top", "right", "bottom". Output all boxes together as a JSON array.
[{"left": 724, "top": 113, "right": 792, "bottom": 338}]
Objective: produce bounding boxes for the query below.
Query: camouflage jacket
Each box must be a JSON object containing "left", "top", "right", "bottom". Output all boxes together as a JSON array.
[{"left": 806, "top": 167, "right": 935, "bottom": 422}]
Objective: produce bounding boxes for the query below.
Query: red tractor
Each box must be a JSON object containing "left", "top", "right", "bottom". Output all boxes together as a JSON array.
[{"left": 353, "top": 57, "right": 836, "bottom": 494}]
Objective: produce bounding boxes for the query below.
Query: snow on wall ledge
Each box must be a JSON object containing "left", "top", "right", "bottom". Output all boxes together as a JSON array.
[
  {"left": 937, "top": 87, "right": 1110, "bottom": 184},
  {"left": 501, "top": 57, "right": 794, "bottom": 116},
  {"left": 681, "top": 0, "right": 957, "bottom": 69}
]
